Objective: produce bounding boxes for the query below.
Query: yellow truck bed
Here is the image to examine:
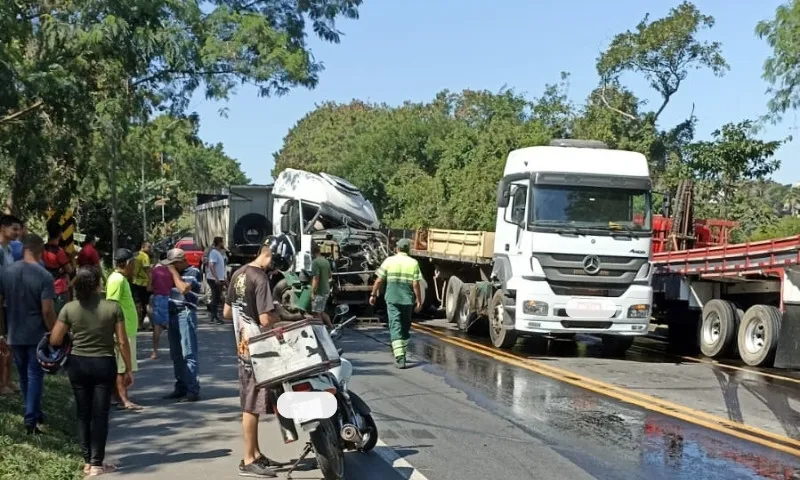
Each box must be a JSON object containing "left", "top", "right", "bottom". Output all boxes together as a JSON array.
[{"left": 411, "top": 228, "right": 494, "bottom": 265}]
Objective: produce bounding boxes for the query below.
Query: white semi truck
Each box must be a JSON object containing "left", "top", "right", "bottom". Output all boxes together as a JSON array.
[{"left": 410, "top": 139, "right": 654, "bottom": 356}]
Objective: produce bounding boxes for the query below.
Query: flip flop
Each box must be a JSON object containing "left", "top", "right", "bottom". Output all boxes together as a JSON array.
[
  {"left": 86, "top": 464, "right": 117, "bottom": 476},
  {"left": 119, "top": 403, "right": 144, "bottom": 411}
]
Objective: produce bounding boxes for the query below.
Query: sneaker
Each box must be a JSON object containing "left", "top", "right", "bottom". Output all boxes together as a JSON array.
[
  {"left": 238, "top": 459, "right": 277, "bottom": 477},
  {"left": 26, "top": 426, "right": 43, "bottom": 435},
  {"left": 163, "top": 390, "right": 186, "bottom": 400},
  {"left": 178, "top": 393, "right": 199, "bottom": 403},
  {"left": 255, "top": 455, "right": 286, "bottom": 468},
  {"left": 395, "top": 357, "right": 406, "bottom": 369}
]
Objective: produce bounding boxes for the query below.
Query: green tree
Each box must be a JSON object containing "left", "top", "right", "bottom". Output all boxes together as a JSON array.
[{"left": 757, "top": 0, "right": 800, "bottom": 120}]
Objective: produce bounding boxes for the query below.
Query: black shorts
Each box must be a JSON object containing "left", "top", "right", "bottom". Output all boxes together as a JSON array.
[
  {"left": 238, "top": 362, "right": 275, "bottom": 415},
  {"left": 131, "top": 284, "right": 150, "bottom": 307}
]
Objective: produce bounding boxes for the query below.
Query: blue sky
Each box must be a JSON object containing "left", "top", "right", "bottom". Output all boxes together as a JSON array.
[{"left": 191, "top": 0, "right": 799, "bottom": 186}]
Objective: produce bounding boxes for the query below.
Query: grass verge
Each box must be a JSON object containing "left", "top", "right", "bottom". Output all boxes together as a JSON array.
[{"left": 0, "top": 371, "right": 83, "bottom": 480}]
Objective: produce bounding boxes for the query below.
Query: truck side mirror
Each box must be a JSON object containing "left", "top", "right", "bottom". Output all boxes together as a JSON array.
[
  {"left": 496, "top": 180, "right": 510, "bottom": 208},
  {"left": 280, "top": 215, "right": 290, "bottom": 234},
  {"left": 280, "top": 202, "right": 290, "bottom": 215}
]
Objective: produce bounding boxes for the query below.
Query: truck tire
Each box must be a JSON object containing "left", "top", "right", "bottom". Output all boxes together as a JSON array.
[
  {"left": 455, "top": 285, "right": 474, "bottom": 333},
  {"left": 232, "top": 213, "right": 272, "bottom": 247},
  {"left": 737, "top": 304, "right": 782, "bottom": 367},
  {"left": 272, "top": 279, "right": 294, "bottom": 309},
  {"left": 699, "top": 299, "right": 740, "bottom": 359},
  {"left": 445, "top": 276, "right": 464, "bottom": 323},
  {"left": 489, "top": 290, "right": 517, "bottom": 349}
]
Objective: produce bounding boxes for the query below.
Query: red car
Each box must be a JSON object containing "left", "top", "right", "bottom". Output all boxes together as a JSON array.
[{"left": 175, "top": 238, "right": 204, "bottom": 269}]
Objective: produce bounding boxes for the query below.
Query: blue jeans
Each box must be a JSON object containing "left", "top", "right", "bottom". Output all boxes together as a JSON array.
[
  {"left": 168, "top": 308, "right": 199, "bottom": 396},
  {"left": 11, "top": 345, "right": 45, "bottom": 428}
]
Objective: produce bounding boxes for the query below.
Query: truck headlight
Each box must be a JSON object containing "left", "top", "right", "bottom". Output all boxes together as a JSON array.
[
  {"left": 627, "top": 304, "right": 650, "bottom": 319},
  {"left": 523, "top": 300, "right": 548, "bottom": 316}
]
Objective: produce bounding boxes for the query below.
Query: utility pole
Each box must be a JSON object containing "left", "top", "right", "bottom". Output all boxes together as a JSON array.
[
  {"left": 160, "top": 151, "right": 166, "bottom": 225},
  {"left": 109, "top": 123, "right": 119, "bottom": 256},
  {"left": 141, "top": 154, "right": 147, "bottom": 241}
]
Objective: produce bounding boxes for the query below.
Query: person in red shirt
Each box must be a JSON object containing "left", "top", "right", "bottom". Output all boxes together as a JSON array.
[
  {"left": 42, "top": 222, "right": 73, "bottom": 314},
  {"left": 77, "top": 235, "right": 101, "bottom": 267}
]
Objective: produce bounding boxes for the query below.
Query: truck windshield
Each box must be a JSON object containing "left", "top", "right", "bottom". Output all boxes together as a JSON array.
[{"left": 529, "top": 185, "right": 651, "bottom": 231}]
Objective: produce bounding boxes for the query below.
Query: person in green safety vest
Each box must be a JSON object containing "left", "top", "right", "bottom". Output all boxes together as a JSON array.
[{"left": 369, "top": 238, "right": 423, "bottom": 369}]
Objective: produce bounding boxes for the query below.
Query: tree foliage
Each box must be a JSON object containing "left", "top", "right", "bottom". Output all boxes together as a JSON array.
[
  {"left": 274, "top": 2, "right": 792, "bottom": 241},
  {"left": 757, "top": 0, "right": 800, "bottom": 120},
  {"left": 0, "top": 0, "right": 362, "bottom": 248}
]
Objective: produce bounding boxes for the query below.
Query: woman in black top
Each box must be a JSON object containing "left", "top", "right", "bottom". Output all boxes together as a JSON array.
[{"left": 50, "top": 267, "right": 134, "bottom": 476}]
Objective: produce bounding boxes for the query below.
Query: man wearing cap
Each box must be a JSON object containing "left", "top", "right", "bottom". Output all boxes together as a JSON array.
[
  {"left": 106, "top": 248, "right": 142, "bottom": 410},
  {"left": 369, "top": 238, "right": 423, "bottom": 369},
  {"left": 162, "top": 249, "right": 203, "bottom": 402}
]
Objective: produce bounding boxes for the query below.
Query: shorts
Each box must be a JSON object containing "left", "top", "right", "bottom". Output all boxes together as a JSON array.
[
  {"left": 132, "top": 284, "right": 150, "bottom": 307},
  {"left": 312, "top": 294, "right": 329, "bottom": 314},
  {"left": 151, "top": 295, "right": 170, "bottom": 327},
  {"left": 116, "top": 335, "right": 138, "bottom": 374},
  {"left": 238, "top": 362, "right": 274, "bottom": 415}
]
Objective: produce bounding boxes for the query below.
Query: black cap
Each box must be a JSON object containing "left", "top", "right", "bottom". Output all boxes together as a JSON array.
[{"left": 114, "top": 248, "right": 134, "bottom": 263}]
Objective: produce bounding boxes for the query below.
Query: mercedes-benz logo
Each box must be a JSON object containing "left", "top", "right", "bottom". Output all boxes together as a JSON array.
[{"left": 582, "top": 255, "right": 601, "bottom": 275}]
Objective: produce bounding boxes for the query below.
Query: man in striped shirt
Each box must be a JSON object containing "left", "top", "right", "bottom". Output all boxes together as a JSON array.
[
  {"left": 162, "top": 249, "right": 202, "bottom": 402},
  {"left": 369, "top": 238, "right": 423, "bottom": 369}
]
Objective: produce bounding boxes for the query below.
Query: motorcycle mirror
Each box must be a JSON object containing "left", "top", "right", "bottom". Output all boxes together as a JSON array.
[
  {"left": 337, "top": 348, "right": 343, "bottom": 356},
  {"left": 335, "top": 304, "right": 350, "bottom": 316}
]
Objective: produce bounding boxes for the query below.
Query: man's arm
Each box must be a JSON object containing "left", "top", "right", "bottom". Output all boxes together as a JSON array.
[
  {"left": 223, "top": 275, "right": 236, "bottom": 320},
  {"left": 168, "top": 265, "right": 190, "bottom": 294},
  {"left": 41, "top": 277, "right": 57, "bottom": 331},
  {"left": 412, "top": 262, "right": 423, "bottom": 312},
  {"left": 58, "top": 250, "right": 74, "bottom": 275}
]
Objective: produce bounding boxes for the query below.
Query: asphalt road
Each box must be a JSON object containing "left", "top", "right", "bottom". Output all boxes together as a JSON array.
[
  {"left": 345, "top": 325, "right": 800, "bottom": 480},
  {"left": 102, "top": 314, "right": 800, "bottom": 479}
]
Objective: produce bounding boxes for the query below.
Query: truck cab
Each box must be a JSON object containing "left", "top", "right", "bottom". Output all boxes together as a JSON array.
[
  {"left": 271, "top": 169, "right": 390, "bottom": 307},
  {"left": 491, "top": 139, "right": 654, "bottom": 353}
]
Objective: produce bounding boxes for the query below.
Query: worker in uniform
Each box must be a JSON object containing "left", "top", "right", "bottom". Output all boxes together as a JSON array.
[{"left": 369, "top": 238, "right": 423, "bottom": 369}]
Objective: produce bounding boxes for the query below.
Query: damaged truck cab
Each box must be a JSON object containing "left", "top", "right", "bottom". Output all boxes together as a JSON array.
[{"left": 195, "top": 169, "right": 390, "bottom": 310}]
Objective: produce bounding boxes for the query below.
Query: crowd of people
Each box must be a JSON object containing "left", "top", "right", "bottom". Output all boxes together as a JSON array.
[
  {"left": 0, "top": 210, "right": 419, "bottom": 479},
  {"left": 0, "top": 215, "right": 218, "bottom": 476}
]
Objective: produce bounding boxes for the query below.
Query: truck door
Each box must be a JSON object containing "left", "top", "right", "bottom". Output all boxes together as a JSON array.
[{"left": 503, "top": 181, "right": 529, "bottom": 261}]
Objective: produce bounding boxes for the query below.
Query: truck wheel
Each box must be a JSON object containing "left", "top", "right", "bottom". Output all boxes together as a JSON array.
[
  {"left": 737, "top": 305, "right": 782, "bottom": 367},
  {"left": 601, "top": 336, "right": 634, "bottom": 357},
  {"left": 272, "top": 279, "right": 293, "bottom": 309},
  {"left": 445, "top": 277, "right": 464, "bottom": 323},
  {"left": 699, "top": 299, "right": 740, "bottom": 359},
  {"left": 489, "top": 290, "right": 517, "bottom": 349},
  {"left": 455, "top": 285, "right": 474, "bottom": 333}
]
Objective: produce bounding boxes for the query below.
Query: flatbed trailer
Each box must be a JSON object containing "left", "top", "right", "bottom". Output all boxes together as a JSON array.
[{"left": 651, "top": 235, "right": 800, "bottom": 369}]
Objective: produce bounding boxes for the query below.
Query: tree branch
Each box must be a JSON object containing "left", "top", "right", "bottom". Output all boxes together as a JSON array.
[
  {"left": 600, "top": 83, "right": 638, "bottom": 121},
  {"left": 131, "top": 68, "right": 237, "bottom": 87},
  {"left": 0, "top": 100, "right": 44, "bottom": 125}
]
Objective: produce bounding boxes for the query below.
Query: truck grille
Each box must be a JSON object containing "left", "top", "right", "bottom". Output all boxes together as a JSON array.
[{"left": 533, "top": 253, "right": 646, "bottom": 294}]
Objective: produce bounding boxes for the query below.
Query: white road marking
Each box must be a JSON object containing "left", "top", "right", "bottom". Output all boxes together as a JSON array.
[{"left": 373, "top": 439, "right": 431, "bottom": 480}]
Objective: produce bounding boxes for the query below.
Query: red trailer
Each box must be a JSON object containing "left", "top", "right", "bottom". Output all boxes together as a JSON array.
[{"left": 651, "top": 234, "right": 800, "bottom": 368}]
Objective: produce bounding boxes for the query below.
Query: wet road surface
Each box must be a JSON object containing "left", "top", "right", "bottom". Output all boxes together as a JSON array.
[
  {"left": 413, "top": 317, "right": 800, "bottom": 442},
  {"left": 344, "top": 324, "right": 800, "bottom": 480}
]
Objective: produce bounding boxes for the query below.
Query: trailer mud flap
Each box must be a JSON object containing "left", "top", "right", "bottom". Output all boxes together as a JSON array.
[{"left": 774, "top": 304, "right": 800, "bottom": 369}]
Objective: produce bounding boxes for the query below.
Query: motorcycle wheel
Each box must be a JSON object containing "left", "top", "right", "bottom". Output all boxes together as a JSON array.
[
  {"left": 359, "top": 414, "right": 379, "bottom": 452},
  {"left": 309, "top": 418, "right": 345, "bottom": 480}
]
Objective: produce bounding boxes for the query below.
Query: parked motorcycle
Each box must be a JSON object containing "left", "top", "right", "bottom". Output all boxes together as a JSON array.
[{"left": 282, "top": 304, "right": 378, "bottom": 480}]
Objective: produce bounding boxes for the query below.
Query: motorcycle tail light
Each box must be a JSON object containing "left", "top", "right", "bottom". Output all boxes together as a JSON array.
[{"left": 292, "top": 382, "right": 313, "bottom": 392}]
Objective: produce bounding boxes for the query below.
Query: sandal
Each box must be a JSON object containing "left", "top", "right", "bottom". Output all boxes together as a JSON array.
[
  {"left": 86, "top": 464, "right": 117, "bottom": 476},
  {"left": 118, "top": 403, "right": 144, "bottom": 411}
]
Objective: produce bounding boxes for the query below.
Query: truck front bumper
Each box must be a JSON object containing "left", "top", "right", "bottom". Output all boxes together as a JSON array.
[{"left": 512, "top": 282, "right": 652, "bottom": 336}]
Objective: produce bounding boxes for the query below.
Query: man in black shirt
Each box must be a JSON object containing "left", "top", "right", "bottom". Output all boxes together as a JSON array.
[{"left": 223, "top": 235, "right": 303, "bottom": 478}]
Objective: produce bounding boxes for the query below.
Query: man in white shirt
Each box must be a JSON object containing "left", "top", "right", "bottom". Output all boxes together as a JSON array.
[{"left": 206, "top": 236, "right": 227, "bottom": 325}]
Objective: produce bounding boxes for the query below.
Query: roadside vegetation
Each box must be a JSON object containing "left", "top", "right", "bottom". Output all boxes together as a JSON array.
[
  {"left": 273, "top": 1, "right": 800, "bottom": 242},
  {"left": 0, "top": 373, "right": 84, "bottom": 480}
]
